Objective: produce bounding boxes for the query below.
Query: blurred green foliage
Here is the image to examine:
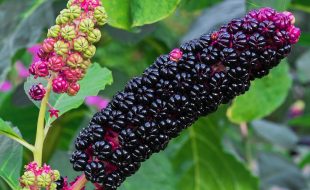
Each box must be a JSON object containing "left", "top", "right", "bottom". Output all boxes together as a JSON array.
[{"left": 0, "top": 0, "right": 310, "bottom": 189}]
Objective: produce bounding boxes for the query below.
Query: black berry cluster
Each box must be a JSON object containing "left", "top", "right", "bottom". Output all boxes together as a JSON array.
[{"left": 70, "top": 7, "right": 300, "bottom": 190}]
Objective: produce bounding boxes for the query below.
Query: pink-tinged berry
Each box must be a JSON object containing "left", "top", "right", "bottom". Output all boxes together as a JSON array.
[
  {"left": 273, "top": 13, "right": 290, "bottom": 29},
  {"left": 52, "top": 77, "right": 69, "bottom": 93},
  {"left": 37, "top": 48, "right": 50, "bottom": 61},
  {"left": 67, "top": 53, "right": 84, "bottom": 68},
  {"left": 169, "top": 48, "right": 183, "bottom": 62},
  {"left": 48, "top": 108, "right": 60, "bottom": 118},
  {"left": 249, "top": 7, "right": 276, "bottom": 21},
  {"left": 288, "top": 26, "right": 301, "bottom": 44},
  {"left": 29, "top": 61, "right": 49, "bottom": 78},
  {"left": 42, "top": 38, "right": 56, "bottom": 53},
  {"left": 67, "top": 82, "right": 80, "bottom": 96},
  {"left": 283, "top": 11, "right": 295, "bottom": 24},
  {"left": 48, "top": 56, "right": 64, "bottom": 72},
  {"left": 63, "top": 68, "right": 84, "bottom": 82},
  {"left": 29, "top": 83, "right": 46, "bottom": 101}
]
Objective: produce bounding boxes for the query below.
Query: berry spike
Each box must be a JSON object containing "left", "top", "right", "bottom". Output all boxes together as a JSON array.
[{"left": 71, "top": 7, "right": 300, "bottom": 189}]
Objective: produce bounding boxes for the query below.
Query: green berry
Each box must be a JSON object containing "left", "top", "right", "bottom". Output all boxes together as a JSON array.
[
  {"left": 87, "top": 28, "right": 102, "bottom": 43},
  {"left": 67, "top": 53, "right": 84, "bottom": 68},
  {"left": 94, "top": 6, "right": 108, "bottom": 26},
  {"left": 54, "top": 41, "right": 69, "bottom": 56},
  {"left": 61, "top": 25, "right": 76, "bottom": 40},
  {"left": 53, "top": 170, "right": 60, "bottom": 181},
  {"left": 20, "top": 171, "right": 35, "bottom": 186},
  {"left": 79, "top": 18, "right": 95, "bottom": 34},
  {"left": 47, "top": 25, "right": 61, "bottom": 38},
  {"left": 37, "top": 173, "right": 52, "bottom": 187},
  {"left": 83, "top": 45, "right": 96, "bottom": 59},
  {"left": 74, "top": 37, "right": 89, "bottom": 52},
  {"left": 69, "top": 5, "right": 82, "bottom": 19}
]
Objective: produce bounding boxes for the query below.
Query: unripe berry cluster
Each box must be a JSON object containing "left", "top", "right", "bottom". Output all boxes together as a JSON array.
[
  {"left": 19, "top": 162, "right": 61, "bottom": 190},
  {"left": 70, "top": 8, "right": 300, "bottom": 189},
  {"left": 28, "top": 0, "right": 107, "bottom": 100}
]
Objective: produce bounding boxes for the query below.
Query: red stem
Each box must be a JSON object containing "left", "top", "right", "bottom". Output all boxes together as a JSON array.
[{"left": 68, "top": 174, "right": 88, "bottom": 190}]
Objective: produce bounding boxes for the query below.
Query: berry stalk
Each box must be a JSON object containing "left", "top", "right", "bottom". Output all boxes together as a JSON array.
[{"left": 33, "top": 79, "right": 52, "bottom": 166}]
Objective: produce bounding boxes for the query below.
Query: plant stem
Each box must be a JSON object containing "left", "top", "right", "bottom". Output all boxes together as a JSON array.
[
  {"left": 240, "top": 122, "right": 253, "bottom": 169},
  {"left": 7, "top": 134, "right": 36, "bottom": 152},
  {"left": 33, "top": 79, "right": 52, "bottom": 166},
  {"left": 69, "top": 174, "right": 88, "bottom": 190}
]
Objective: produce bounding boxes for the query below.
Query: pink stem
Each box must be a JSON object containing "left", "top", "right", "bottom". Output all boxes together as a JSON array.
[{"left": 69, "top": 174, "right": 88, "bottom": 190}]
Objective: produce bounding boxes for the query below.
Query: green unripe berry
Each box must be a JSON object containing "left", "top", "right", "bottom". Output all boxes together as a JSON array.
[
  {"left": 83, "top": 45, "right": 96, "bottom": 59},
  {"left": 37, "top": 173, "right": 52, "bottom": 187},
  {"left": 52, "top": 170, "right": 60, "bottom": 181},
  {"left": 79, "top": 18, "right": 95, "bottom": 34},
  {"left": 56, "top": 14, "right": 69, "bottom": 25},
  {"left": 94, "top": 6, "right": 108, "bottom": 26},
  {"left": 47, "top": 25, "right": 61, "bottom": 38},
  {"left": 54, "top": 40, "right": 69, "bottom": 56},
  {"left": 87, "top": 28, "right": 102, "bottom": 43},
  {"left": 20, "top": 171, "right": 35, "bottom": 186},
  {"left": 67, "top": 0, "right": 74, "bottom": 8},
  {"left": 50, "top": 182, "right": 57, "bottom": 190},
  {"left": 69, "top": 5, "right": 82, "bottom": 19},
  {"left": 67, "top": 53, "right": 84, "bottom": 68},
  {"left": 78, "top": 60, "right": 91, "bottom": 70},
  {"left": 74, "top": 37, "right": 89, "bottom": 52},
  {"left": 61, "top": 25, "right": 76, "bottom": 40}
]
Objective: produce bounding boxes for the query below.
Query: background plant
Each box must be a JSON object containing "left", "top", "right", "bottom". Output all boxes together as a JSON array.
[{"left": 0, "top": 0, "right": 309, "bottom": 190}]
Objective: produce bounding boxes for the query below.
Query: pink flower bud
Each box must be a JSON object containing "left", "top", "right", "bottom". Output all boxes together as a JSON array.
[
  {"left": 288, "top": 26, "right": 301, "bottom": 44},
  {"left": 76, "top": 0, "right": 101, "bottom": 11},
  {"left": 29, "top": 61, "right": 49, "bottom": 78},
  {"left": 52, "top": 77, "right": 69, "bottom": 93},
  {"left": 48, "top": 56, "right": 64, "bottom": 72},
  {"left": 42, "top": 38, "right": 56, "bottom": 53},
  {"left": 29, "top": 83, "right": 46, "bottom": 101},
  {"left": 169, "top": 48, "right": 183, "bottom": 62},
  {"left": 67, "top": 82, "right": 80, "bottom": 96}
]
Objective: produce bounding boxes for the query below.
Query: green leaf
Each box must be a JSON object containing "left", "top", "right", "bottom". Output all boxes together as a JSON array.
[
  {"left": 252, "top": 120, "right": 298, "bottom": 149},
  {"left": 0, "top": 90, "right": 38, "bottom": 143},
  {"left": 181, "top": 0, "right": 222, "bottom": 11},
  {"left": 227, "top": 62, "right": 292, "bottom": 123},
  {"left": 298, "top": 33, "right": 310, "bottom": 46},
  {"left": 24, "top": 63, "right": 113, "bottom": 126},
  {"left": 169, "top": 110, "right": 258, "bottom": 190},
  {"left": 0, "top": 118, "right": 22, "bottom": 140},
  {"left": 120, "top": 154, "right": 176, "bottom": 190},
  {"left": 0, "top": 0, "right": 53, "bottom": 81},
  {"left": 103, "top": 0, "right": 181, "bottom": 30},
  {"left": 296, "top": 50, "right": 310, "bottom": 83},
  {"left": 288, "top": 114, "right": 310, "bottom": 128},
  {"left": 0, "top": 128, "right": 23, "bottom": 190},
  {"left": 258, "top": 152, "right": 307, "bottom": 189},
  {"left": 246, "top": 0, "right": 292, "bottom": 11}
]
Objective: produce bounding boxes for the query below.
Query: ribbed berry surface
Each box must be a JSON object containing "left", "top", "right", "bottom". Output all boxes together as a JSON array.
[{"left": 70, "top": 8, "right": 300, "bottom": 190}]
